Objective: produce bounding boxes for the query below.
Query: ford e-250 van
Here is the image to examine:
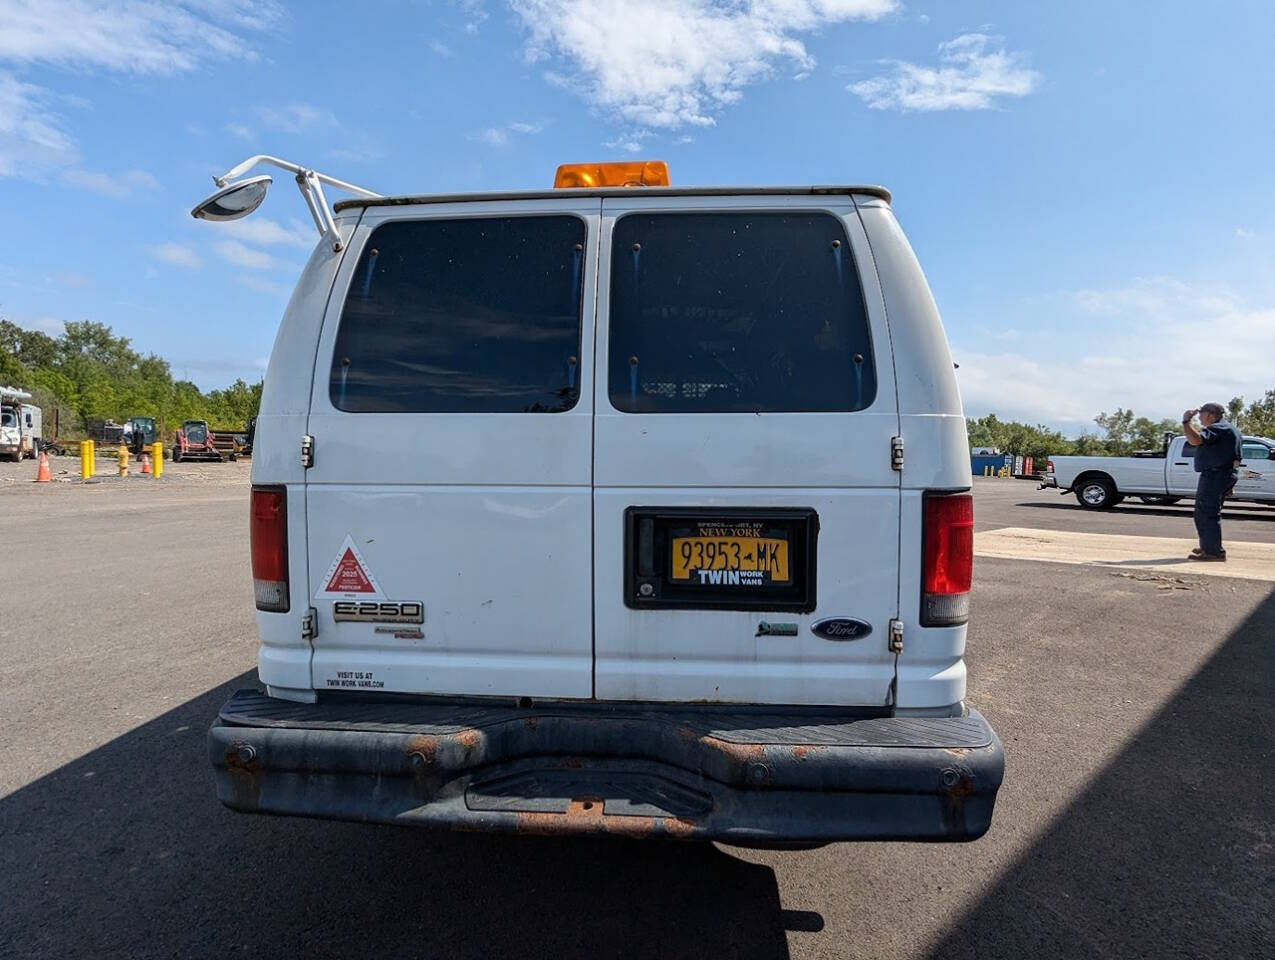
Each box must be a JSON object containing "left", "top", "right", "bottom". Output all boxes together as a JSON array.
[{"left": 206, "top": 161, "right": 1003, "bottom": 844}]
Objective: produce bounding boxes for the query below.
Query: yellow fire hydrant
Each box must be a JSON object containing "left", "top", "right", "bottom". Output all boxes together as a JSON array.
[{"left": 118, "top": 443, "right": 130, "bottom": 476}]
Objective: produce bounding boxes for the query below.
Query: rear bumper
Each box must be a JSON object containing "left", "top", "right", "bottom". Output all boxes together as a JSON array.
[
  {"left": 209, "top": 690, "right": 1004, "bottom": 843},
  {"left": 1038, "top": 477, "right": 1061, "bottom": 490}
]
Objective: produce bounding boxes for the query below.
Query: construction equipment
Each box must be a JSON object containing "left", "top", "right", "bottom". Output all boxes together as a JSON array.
[
  {"left": 126, "top": 416, "right": 158, "bottom": 457},
  {"left": 172, "top": 419, "right": 229, "bottom": 462}
]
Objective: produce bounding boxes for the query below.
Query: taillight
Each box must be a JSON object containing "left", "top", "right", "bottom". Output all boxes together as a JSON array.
[
  {"left": 1047, "top": 459, "right": 1056, "bottom": 474},
  {"left": 251, "top": 485, "right": 289, "bottom": 612},
  {"left": 922, "top": 492, "right": 973, "bottom": 626}
]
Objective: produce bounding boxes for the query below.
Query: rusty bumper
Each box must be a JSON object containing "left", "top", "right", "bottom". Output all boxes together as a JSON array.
[{"left": 209, "top": 690, "right": 1003, "bottom": 843}]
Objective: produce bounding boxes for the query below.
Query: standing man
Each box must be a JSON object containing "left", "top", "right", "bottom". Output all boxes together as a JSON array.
[{"left": 1182, "top": 402, "right": 1242, "bottom": 561}]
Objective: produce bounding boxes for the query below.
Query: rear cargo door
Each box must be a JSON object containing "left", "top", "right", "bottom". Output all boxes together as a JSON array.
[
  {"left": 305, "top": 198, "right": 600, "bottom": 699},
  {"left": 593, "top": 195, "right": 901, "bottom": 705}
]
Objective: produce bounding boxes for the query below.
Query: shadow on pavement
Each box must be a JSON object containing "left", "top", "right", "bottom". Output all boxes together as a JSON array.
[
  {"left": 1017, "top": 500, "right": 1275, "bottom": 522},
  {"left": 929, "top": 589, "right": 1275, "bottom": 960},
  {"left": 1, "top": 672, "right": 796, "bottom": 960}
]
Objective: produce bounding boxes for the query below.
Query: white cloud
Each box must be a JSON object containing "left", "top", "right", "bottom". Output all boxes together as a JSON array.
[
  {"left": 473, "top": 120, "right": 545, "bottom": 147},
  {"left": 510, "top": 0, "right": 897, "bottom": 129},
  {"left": 63, "top": 167, "right": 160, "bottom": 197},
  {"left": 849, "top": 33, "right": 1039, "bottom": 111},
  {"left": 256, "top": 101, "right": 332, "bottom": 134},
  {"left": 604, "top": 136, "right": 645, "bottom": 153},
  {"left": 224, "top": 121, "right": 253, "bottom": 140},
  {"left": 185, "top": 122, "right": 207, "bottom": 137},
  {"left": 429, "top": 39, "right": 454, "bottom": 57},
  {"left": 954, "top": 278, "right": 1275, "bottom": 432},
  {"left": 0, "top": 2, "right": 283, "bottom": 180},
  {"left": 328, "top": 144, "right": 383, "bottom": 165},
  {"left": 1235, "top": 227, "right": 1255, "bottom": 239},
  {"left": 151, "top": 243, "right": 202, "bottom": 268},
  {"left": 213, "top": 240, "right": 279, "bottom": 270},
  {"left": 239, "top": 276, "right": 293, "bottom": 297},
  {"left": 0, "top": 0, "right": 286, "bottom": 74},
  {"left": 0, "top": 71, "right": 76, "bottom": 175},
  {"left": 221, "top": 216, "right": 313, "bottom": 248},
  {"left": 18, "top": 314, "right": 66, "bottom": 335}
]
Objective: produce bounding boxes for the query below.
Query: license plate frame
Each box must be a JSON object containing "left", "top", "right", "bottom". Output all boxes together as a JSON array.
[{"left": 624, "top": 507, "right": 819, "bottom": 612}]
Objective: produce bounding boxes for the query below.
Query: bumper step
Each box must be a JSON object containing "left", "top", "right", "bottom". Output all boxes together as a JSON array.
[{"left": 210, "top": 690, "right": 1004, "bottom": 843}]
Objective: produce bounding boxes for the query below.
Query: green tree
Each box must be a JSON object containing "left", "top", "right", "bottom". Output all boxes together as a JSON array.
[
  {"left": 1071, "top": 433, "right": 1105, "bottom": 455},
  {"left": 1131, "top": 416, "right": 1181, "bottom": 452},
  {"left": 0, "top": 317, "right": 263, "bottom": 438},
  {"left": 1241, "top": 390, "right": 1275, "bottom": 437},
  {"left": 966, "top": 415, "right": 1070, "bottom": 462},
  {"left": 1094, "top": 408, "right": 1136, "bottom": 455}
]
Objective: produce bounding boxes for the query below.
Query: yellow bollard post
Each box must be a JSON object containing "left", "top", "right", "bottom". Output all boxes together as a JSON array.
[
  {"left": 152, "top": 441, "right": 163, "bottom": 478},
  {"left": 118, "top": 443, "right": 129, "bottom": 477},
  {"left": 87, "top": 439, "right": 96, "bottom": 477},
  {"left": 80, "top": 441, "right": 92, "bottom": 480}
]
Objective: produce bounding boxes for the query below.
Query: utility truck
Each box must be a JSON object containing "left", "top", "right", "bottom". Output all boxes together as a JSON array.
[
  {"left": 196, "top": 155, "right": 1003, "bottom": 845},
  {"left": 0, "top": 386, "right": 39, "bottom": 461},
  {"left": 1042, "top": 433, "right": 1275, "bottom": 509}
]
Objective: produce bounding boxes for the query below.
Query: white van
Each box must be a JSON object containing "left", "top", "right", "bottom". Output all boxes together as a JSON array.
[{"left": 209, "top": 164, "right": 1003, "bottom": 844}]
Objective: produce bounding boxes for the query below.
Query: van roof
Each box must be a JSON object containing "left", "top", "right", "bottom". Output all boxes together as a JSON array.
[{"left": 333, "top": 184, "right": 891, "bottom": 213}]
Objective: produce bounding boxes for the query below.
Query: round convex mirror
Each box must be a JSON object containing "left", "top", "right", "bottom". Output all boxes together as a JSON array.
[{"left": 190, "top": 175, "right": 272, "bottom": 221}]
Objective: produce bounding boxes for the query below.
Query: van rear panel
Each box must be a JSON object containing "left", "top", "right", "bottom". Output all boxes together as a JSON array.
[
  {"left": 253, "top": 190, "right": 970, "bottom": 712},
  {"left": 592, "top": 196, "right": 901, "bottom": 705},
  {"left": 302, "top": 198, "right": 599, "bottom": 699}
]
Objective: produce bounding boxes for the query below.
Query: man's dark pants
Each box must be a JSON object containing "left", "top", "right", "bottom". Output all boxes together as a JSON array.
[{"left": 1194, "top": 468, "right": 1237, "bottom": 556}]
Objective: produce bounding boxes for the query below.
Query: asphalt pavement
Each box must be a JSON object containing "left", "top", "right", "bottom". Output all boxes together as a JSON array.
[{"left": 1, "top": 467, "right": 1271, "bottom": 959}]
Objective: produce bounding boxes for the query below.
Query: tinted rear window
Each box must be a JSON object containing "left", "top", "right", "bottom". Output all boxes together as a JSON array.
[
  {"left": 331, "top": 216, "right": 586, "bottom": 413},
  {"left": 608, "top": 212, "right": 875, "bottom": 413}
]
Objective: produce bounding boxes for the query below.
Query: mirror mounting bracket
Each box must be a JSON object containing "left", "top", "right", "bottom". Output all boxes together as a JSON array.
[{"left": 211, "top": 155, "right": 379, "bottom": 252}]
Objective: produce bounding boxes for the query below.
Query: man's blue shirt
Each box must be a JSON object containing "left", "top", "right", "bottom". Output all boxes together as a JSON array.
[{"left": 1194, "top": 419, "right": 1242, "bottom": 472}]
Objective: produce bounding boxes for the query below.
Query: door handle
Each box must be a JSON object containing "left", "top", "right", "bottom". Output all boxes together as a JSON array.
[{"left": 1174, "top": 462, "right": 1188, "bottom": 466}]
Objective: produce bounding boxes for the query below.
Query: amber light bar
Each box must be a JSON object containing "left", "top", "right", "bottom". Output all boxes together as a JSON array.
[{"left": 553, "top": 161, "right": 670, "bottom": 189}]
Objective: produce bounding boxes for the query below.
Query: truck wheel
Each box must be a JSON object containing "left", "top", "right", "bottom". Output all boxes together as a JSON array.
[{"left": 1076, "top": 478, "right": 1117, "bottom": 509}]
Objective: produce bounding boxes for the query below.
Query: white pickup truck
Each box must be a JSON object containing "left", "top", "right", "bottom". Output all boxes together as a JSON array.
[{"left": 1042, "top": 434, "right": 1275, "bottom": 509}]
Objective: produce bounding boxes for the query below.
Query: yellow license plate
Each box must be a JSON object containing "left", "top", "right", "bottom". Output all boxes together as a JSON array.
[{"left": 670, "top": 536, "right": 790, "bottom": 582}]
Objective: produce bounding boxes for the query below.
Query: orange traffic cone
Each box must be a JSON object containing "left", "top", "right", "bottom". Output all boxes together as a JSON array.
[
  {"left": 141, "top": 453, "right": 152, "bottom": 475},
  {"left": 35, "top": 452, "right": 51, "bottom": 483}
]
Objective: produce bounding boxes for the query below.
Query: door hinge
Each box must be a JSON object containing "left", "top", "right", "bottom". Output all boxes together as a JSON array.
[
  {"left": 301, "top": 607, "right": 318, "bottom": 641},
  {"left": 890, "top": 435, "right": 904, "bottom": 472},
  {"left": 888, "top": 619, "right": 904, "bottom": 653},
  {"left": 301, "top": 434, "right": 314, "bottom": 469}
]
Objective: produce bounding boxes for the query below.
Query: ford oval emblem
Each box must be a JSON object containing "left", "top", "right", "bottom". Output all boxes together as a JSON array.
[{"left": 811, "top": 617, "right": 873, "bottom": 641}]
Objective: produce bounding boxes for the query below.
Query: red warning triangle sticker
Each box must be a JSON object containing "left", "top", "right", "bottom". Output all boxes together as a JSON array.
[
  {"left": 315, "top": 535, "right": 385, "bottom": 600},
  {"left": 325, "top": 548, "right": 375, "bottom": 593}
]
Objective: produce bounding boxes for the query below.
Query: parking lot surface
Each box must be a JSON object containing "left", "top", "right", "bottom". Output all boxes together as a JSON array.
[{"left": 1, "top": 464, "right": 1271, "bottom": 959}]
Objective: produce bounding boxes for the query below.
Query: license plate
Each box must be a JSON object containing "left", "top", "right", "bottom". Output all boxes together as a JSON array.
[
  {"left": 625, "top": 507, "right": 817, "bottom": 612},
  {"left": 670, "top": 534, "right": 790, "bottom": 583}
]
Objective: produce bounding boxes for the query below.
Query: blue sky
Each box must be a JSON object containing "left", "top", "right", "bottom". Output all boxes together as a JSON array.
[{"left": 1, "top": 0, "right": 1272, "bottom": 433}]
